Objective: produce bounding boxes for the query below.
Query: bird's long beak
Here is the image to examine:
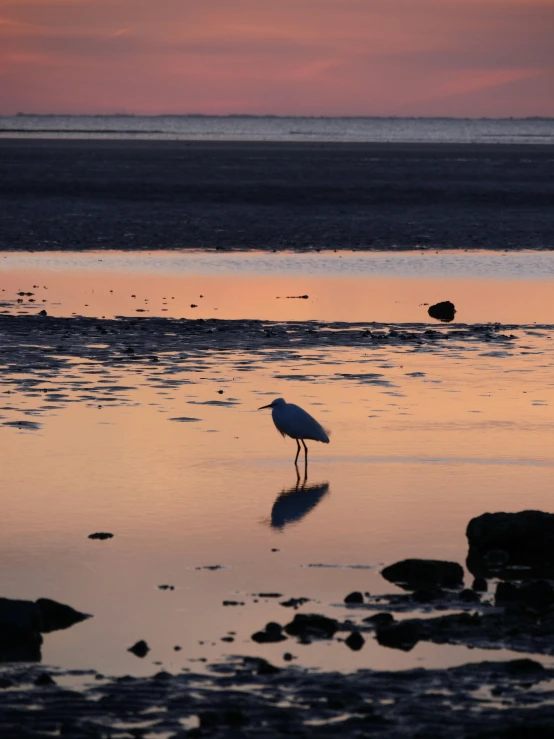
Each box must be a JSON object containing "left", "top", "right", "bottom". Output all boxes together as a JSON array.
[{"left": 258, "top": 403, "right": 274, "bottom": 410}]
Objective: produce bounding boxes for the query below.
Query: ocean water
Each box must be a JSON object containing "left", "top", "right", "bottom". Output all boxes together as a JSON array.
[{"left": 1, "top": 114, "right": 553, "bottom": 144}]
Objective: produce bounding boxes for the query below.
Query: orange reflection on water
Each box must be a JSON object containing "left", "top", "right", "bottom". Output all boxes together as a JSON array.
[
  {"left": 2, "top": 326, "right": 554, "bottom": 675},
  {"left": 3, "top": 266, "right": 554, "bottom": 323}
]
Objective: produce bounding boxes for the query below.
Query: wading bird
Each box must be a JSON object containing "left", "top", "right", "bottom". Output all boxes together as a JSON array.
[{"left": 258, "top": 398, "right": 330, "bottom": 466}]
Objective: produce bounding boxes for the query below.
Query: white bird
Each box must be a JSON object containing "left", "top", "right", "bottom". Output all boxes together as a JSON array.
[{"left": 258, "top": 398, "right": 330, "bottom": 465}]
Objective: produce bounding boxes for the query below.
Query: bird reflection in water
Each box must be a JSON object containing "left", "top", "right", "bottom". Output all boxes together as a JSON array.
[{"left": 270, "top": 476, "right": 330, "bottom": 530}]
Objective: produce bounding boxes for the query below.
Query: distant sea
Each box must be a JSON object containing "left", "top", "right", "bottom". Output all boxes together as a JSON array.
[{"left": 1, "top": 114, "right": 553, "bottom": 144}]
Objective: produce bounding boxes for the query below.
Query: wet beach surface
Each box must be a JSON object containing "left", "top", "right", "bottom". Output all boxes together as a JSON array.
[
  {"left": 1, "top": 139, "right": 554, "bottom": 252},
  {"left": 4, "top": 284, "right": 554, "bottom": 734}
]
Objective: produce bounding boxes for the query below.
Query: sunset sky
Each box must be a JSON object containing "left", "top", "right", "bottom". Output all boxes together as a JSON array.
[{"left": 1, "top": 0, "right": 553, "bottom": 117}]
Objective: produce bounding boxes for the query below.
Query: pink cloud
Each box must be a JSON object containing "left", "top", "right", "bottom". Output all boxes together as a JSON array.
[{"left": 0, "top": 0, "right": 553, "bottom": 115}]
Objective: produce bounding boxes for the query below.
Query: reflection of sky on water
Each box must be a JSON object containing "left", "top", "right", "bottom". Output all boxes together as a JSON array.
[
  {"left": 3, "top": 250, "right": 554, "bottom": 323},
  {"left": 2, "top": 321, "right": 554, "bottom": 676}
]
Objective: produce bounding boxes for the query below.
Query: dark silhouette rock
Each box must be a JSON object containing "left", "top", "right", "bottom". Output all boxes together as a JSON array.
[
  {"left": 381, "top": 559, "right": 464, "bottom": 590},
  {"left": 251, "top": 622, "right": 287, "bottom": 643},
  {"left": 256, "top": 658, "right": 280, "bottom": 675},
  {"left": 467, "top": 510, "right": 554, "bottom": 578},
  {"left": 345, "top": 631, "right": 365, "bottom": 651},
  {"left": 376, "top": 621, "right": 422, "bottom": 651},
  {"left": 344, "top": 591, "right": 364, "bottom": 604},
  {"left": 284, "top": 613, "right": 339, "bottom": 639},
  {"left": 34, "top": 673, "right": 56, "bottom": 687},
  {"left": 412, "top": 586, "right": 446, "bottom": 603},
  {"left": 88, "top": 532, "right": 114, "bottom": 540},
  {"left": 280, "top": 597, "right": 310, "bottom": 609},
  {"left": 0, "top": 597, "right": 89, "bottom": 663},
  {"left": 362, "top": 612, "right": 394, "bottom": 628},
  {"left": 428, "top": 300, "right": 456, "bottom": 322},
  {"left": 128, "top": 640, "right": 149, "bottom": 658},
  {"left": 36, "top": 598, "right": 90, "bottom": 633},
  {"left": 520, "top": 581, "right": 554, "bottom": 610},
  {"left": 459, "top": 588, "right": 481, "bottom": 603},
  {"left": 495, "top": 580, "right": 554, "bottom": 610},
  {"left": 495, "top": 582, "right": 520, "bottom": 606},
  {"left": 472, "top": 577, "right": 488, "bottom": 592}
]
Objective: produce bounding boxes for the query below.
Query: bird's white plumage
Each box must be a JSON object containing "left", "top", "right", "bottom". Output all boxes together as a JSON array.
[
  {"left": 258, "top": 397, "right": 330, "bottom": 465},
  {"left": 270, "top": 398, "right": 329, "bottom": 443}
]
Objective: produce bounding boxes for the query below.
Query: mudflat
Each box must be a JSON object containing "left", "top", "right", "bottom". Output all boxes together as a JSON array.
[{"left": 1, "top": 138, "right": 553, "bottom": 251}]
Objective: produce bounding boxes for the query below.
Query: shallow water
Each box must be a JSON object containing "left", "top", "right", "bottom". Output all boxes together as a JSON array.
[
  {"left": 2, "top": 250, "right": 554, "bottom": 323},
  {"left": 1, "top": 115, "right": 553, "bottom": 144},
  {"left": 2, "top": 252, "right": 554, "bottom": 677}
]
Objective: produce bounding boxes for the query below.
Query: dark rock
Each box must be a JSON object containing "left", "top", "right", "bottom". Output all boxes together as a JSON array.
[
  {"left": 0, "top": 598, "right": 40, "bottom": 633},
  {"left": 34, "top": 673, "right": 56, "bottom": 687},
  {"left": 128, "top": 640, "right": 149, "bottom": 658},
  {"left": 284, "top": 613, "right": 339, "bottom": 639},
  {"left": 495, "top": 580, "right": 554, "bottom": 610},
  {"left": 412, "top": 586, "right": 446, "bottom": 603},
  {"left": 257, "top": 593, "right": 282, "bottom": 598},
  {"left": 505, "top": 658, "right": 545, "bottom": 676},
  {"left": 344, "top": 591, "right": 364, "bottom": 604},
  {"left": 158, "top": 584, "right": 175, "bottom": 590},
  {"left": 222, "top": 600, "right": 245, "bottom": 606},
  {"left": 467, "top": 511, "right": 554, "bottom": 578},
  {"left": 280, "top": 597, "right": 310, "bottom": 609},
  {"left": 428, "top": 301, "right": 456, "bottom": 322},
  {"left": 520, "top": 581, "right": 554, "bottom": 610},
  {"left": 35, "top": 598, "right": 91, "bottom": 633},
  {"left": 255, "top": 658, "right": 280, "bottom": 675},
  {"left": 345, "top": 631, "right": 365, "bottom": 651},
  {"left": 251, "top": 622, "right": 287, "bottom": 643},
  {"left": 362, "top": 612, "right": 394, "bottom": 627},
  {"left": 472, "top": 577, "right": 488, "bottom": 592},
  {"left": 38, "top": 309, "right": 47, "bottom": 316},
  {"left": 495, "top": 581, "right": 520, "bottom": 606},
  {"left": 381, "top": 559, "right": 464, "bottom": 590},
  {"left": 88, "top": 532, "right": 114, "bottom": 540},
  {"left": 460, "top": 588, "right": 481, "bottom": 603},
  {"left": 376, "top": 621, "right": 422, "bottom": 651}
]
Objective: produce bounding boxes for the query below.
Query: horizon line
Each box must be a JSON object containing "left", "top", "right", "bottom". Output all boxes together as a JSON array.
[{"left": 2, "top": 112, "right": 554, "bottom": 122}]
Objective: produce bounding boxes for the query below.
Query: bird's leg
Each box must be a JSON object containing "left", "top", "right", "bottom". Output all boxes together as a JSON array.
[
  {"left": 301, "top": 439, "right": 309, "bottom": 478},
  {"left": 294, "top": 439, "right": 301, "bottom": 465}
]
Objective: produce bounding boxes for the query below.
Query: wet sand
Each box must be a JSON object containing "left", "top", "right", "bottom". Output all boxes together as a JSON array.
[{"left": 1, "top": 139, "right": 553, "bottom": 251}]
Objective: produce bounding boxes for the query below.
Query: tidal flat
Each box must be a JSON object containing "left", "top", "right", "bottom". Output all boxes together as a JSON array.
[
  {"left": 1, "top": 139, "right": 553, "bottom": 252},
  {"left": 2, "top": 133, "right": 554, "bottom": 733},
  {"left": 3, "top": 261, "right": 554, "bottom": 733}
]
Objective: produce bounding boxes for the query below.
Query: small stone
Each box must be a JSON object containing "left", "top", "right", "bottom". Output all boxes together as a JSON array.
[
  {"left": 428, "top": 301, "right": 456, "bottom": 322},
  {"left": 345, "top": 631, "right": 365, "bottom": 651},
  {"left": 128, "top": 640, "right": 149, "bottom": 658},
  {"left": 34, "top": 673, "right": 56, "bottom": 687},
  {"left": 362, "top": 612, "right": 394, "bottom": 627},
  {"left": 344, "top": 591, "right": 364, "bottom": 604},
  {"left": 88, "top": 532, "right": 114, "bottom": 540},
  {"left": 459, "top": 588, "right": 481, "bottom": 603}
]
